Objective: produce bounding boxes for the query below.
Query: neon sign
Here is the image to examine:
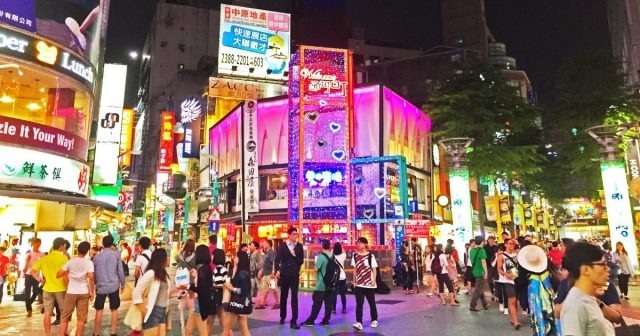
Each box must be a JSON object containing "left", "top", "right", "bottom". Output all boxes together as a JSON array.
[
  {"left": 300, "top": 68, "right": 348, "bottom": 96},
  {"left": 304, "top": 169, "right": 343, "bottom": 187}
]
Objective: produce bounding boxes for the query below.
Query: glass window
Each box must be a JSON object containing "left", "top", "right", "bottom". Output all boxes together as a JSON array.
[
  {"left": 416, "top": 178, "right": 426, "bottom": 203},
  {"left": 0, "top": 57, "right": 93, "bottom": 140}
]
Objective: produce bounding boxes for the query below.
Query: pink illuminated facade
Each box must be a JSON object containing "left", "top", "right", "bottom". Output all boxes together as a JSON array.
[{"left": 208, "top": 83, "right": 431, "bottom": 244}]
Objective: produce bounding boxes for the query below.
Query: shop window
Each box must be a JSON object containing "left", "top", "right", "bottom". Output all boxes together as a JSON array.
[
  {"left": 416, "top": 178, "right": 426, "bottom": 203},
  {"left": 0, "top": 57, "right": 92, "bottom": 140},
  {"left": 227, "top": 180, "right": 237, "bottom": 208},
  {"left": 263, "top": 174, "right": 288, "bottom": 201}
]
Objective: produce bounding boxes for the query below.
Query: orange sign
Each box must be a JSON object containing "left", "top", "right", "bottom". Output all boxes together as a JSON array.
[{"left": 119, "top": 109, "right": 134, "bottom": 166}]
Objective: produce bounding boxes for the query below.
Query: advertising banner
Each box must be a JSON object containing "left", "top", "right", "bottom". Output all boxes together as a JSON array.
[
  {"left": 601, "top": 161, "right": 638, "bottom": 269},
  {"left": 242, "top": 100, "right": 259, "bottom": 215},
  {"left": 132, "top": 112, "right": 144, "bottom": 154},
  {"left": 0, "top": 0, "right": 110, "bottom": 71},
  {"left": 484, "top": 195, "right": 498, "bottom": 222},
  {"left": 0, "top": 25, "right": 95, "bottom": 90},
  {"left": 119, "top": 108, "right": 134, "bottom": 167},
  {"left": 0, "top": 114, "right": 88, "bottom": 161},
  {"left": 94, "top": 64, "right": 126, "bottom": 184},
  {"left": 208, "top": 77, "right": 285, "bottom": 100},
  {"left": 449, "top": 168, "right": 472, "bottom": 253},
  {"left": 394, "top": 222, "right": 405, "bottom": 262},
  {"left": 158, "top": 112, "right": 175, "bottom": 172},
  {"left": 0, "top": 144, "right": 89, "bottom": 195},
  {"left": 218, "top": 4, "right": 290, "bottom": 81},
  {"left": 180, "top": 96, "right": 203, "bottom": 158}
]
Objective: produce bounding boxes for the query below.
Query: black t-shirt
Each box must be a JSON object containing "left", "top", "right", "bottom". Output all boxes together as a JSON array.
[
  {"left": 484, "top": 244, "right": 499, "bottom": 268},
  {"left": 554, "top": 278, "right": 620, "bottom": 306}
]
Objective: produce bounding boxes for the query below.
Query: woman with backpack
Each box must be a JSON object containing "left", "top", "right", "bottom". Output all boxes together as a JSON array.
[
  {"left": 187, "top": 245, "right": 215, "bottom": 335},
  {"left": 433, "top": 244, "right": 458, "bottom": 306},
  {"left": 332, "top": 242, "right": 348, "bottom": 314},
  {"left": 211, "top": 249, "right": 230, "bottom": 334}
]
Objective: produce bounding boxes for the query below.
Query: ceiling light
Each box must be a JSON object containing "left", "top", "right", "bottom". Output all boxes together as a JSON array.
[
  {"left": 0, "top": 94, "right": 15, "bottom": 104},
  {"left": 26, "top": 102, "right": 42, "bottom": 110}
]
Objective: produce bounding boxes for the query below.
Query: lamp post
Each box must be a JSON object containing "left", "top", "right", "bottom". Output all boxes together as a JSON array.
[
  {"left": 438, "top": 137, "right": 474, "bottom": 256},
  {"left": 586, "top": 124, "right": 638, "bottom": 270}
]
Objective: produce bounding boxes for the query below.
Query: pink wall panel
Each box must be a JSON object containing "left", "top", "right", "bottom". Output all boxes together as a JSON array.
[
  {"left": 257, "top": 99, "right": 289, "bottom": 165},
  {"left": 353, "top": 85, "right": 381, "bottom": 157},
  {"left": 209, "top": 108, "right": 241, "bottom": 175}
]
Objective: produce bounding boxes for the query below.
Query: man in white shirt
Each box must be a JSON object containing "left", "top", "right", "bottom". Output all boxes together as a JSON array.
[
  {"left": 134, "top": 237, "right": 152, "bottom": 284},
  {"left": 56, "top": 241, "right": 94, "bottom": 336}
]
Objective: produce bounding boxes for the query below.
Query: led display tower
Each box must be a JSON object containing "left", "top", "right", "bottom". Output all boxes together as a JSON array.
[{"left": 288, "top": 46, "right": 354, "bottom": 242}]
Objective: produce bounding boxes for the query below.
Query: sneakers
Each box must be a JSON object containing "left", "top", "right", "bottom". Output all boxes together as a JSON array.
[
  {"left": 302, "top": 320, "right": 315, "bottom": 327},
  {"left": 503, "top": 308, "right": 509, "bottom": 315},
  {"left": 371, "top": 320, "right": 379, "bottom": 328},
  {"left": 499, "top": 305, "right": 504, "bottom": 312},
  {"left": 353, "top": 322, "right": 363, "bottom": 330},
  {"left": 320, "top": 320, "right": 330, "bottom": 327}
]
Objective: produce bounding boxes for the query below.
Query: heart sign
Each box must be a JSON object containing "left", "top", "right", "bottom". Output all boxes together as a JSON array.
[
  {"left": 316, "top": 139, "right": 327, "bottom": 148},
  {"left": 363, "top": 209, "right": 375, "bottom": 219},
  {"left": 353, "top": 175, "right": 364, "bottom": 186},
  {"left": 305, "top": 112, "right": 319, "bottom": 123},
  {"left": 374, "top": 187, "right": 386, "bottom": 199},
  {"left": 329, "top": 122, "right": 341, "bottom": 133},
  {"left": 331, "top": 149, "right": 346, "bottom": 161}
]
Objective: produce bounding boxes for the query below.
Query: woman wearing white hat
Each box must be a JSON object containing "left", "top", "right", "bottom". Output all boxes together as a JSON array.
[{"left": 518, "top": 244, "right": 560, "bottom": 336}]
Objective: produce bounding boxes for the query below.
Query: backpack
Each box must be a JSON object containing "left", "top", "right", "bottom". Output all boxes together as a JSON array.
[
  {"left": 320, "top": 253, "right": 341, "bottom": 290},
  {"left": 431, "top": 253, "right": 443, "bottom": 274}
]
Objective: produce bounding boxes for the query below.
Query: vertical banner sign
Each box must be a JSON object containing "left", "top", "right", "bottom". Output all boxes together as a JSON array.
[
  {"left": 158, "top": 112, "right": 175, "bottom": 172},
  {"left": 180, "top": 97, "right": 202, "bottom": 158},
  {"left": 394, "top": 222, "right": 405, "bottom": 263},
  {"left": 484, "top": 196, "right": 498, "bottom": 222},
  {"left": 601, "top": 161, "right": 638, "bottom": 269},
  {"left": 119, "top": 108, "right": 134, "bottom": 166},
  {"left": 242, "top": 100, "right": 260, "bottom": 216},
  {"left": 625, "top": 139, "right": 640, "bottom": 200},
  {"left": 449, "top": 168, "right": 472, "bottom": 255}
]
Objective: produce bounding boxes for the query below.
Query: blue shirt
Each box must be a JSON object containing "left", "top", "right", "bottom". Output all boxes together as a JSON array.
[{"left": 93, "top": 248, "right": 125, "bottom": 294}]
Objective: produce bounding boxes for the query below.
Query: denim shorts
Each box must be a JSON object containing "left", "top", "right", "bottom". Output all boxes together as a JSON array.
[
  {"left": 143, "top": 305, "right": 167, "bottom": 329},
  {"left": 193, "top": 299, "right": 200, "bottom": 314}
]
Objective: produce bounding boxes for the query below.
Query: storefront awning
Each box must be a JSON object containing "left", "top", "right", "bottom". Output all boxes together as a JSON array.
[
  {"left": 0, "top": 189, "right": 117, "bottom": 211},
  {"left": 246, "top": 213, "right": 287, "bottom": 223}
]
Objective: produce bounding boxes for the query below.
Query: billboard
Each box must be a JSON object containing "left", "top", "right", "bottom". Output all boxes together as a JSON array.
[
  {"left": 218, "top": 4, "right": 290, "bottom": 81},
  {"left": 0, "top": 0, "right": 110, "bottom": 70},
  {"left": 158, "top": 112, "right": 175, "bottom": 173},
  {"left": 119, "top": 108, "right": 134, "bottom": 167},
  {"left": 208, "top": 77, "right": 285, "bottom": 100},
  {"left": 93, "top": 63, "right": 126, "bottom": 184}
]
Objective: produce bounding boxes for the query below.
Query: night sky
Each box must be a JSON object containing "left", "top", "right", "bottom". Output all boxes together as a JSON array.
[{"left": 105, "top": 0, "right": 611, "bottom": 107}]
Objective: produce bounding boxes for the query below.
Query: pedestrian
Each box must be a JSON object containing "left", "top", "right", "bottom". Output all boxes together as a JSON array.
[
  {"left": 211, "top": 249, "right": 230, "bottom": 333},
  {"left": 249, "top": 241, "right": 263, "bottom": 299},
  {"left": 518, "top": 244, "right": 560, "bottom": 336},
  {"left": 132, "top": 248, "right": 175, "bottom": 336},
  {"left": 275, "top": 227, "right": 304, "bottom": 329},
  {"left": 484, "top": 235, "right": 499, "bottom": 301},
  {"left": 554, "top": 275, "right": 623, "bottom": 324},
  {"left": 469, "top": 236, "right": 489, "bottom": 312},
  {"left": 57, "top": 241, "right": 94, "bottom": 336},
  {"left": 351, "top": 237, "right": 379, "bottom": 331},
  {"left": 560, "top": 242, "right": 614, "bottom": 335},
  {"left": 222, "top": 251, "right": 252, "bottom": 336},
  {"left": 496, "top": 238, "right": 520, "bottom": 329},
  {"left": 176, "top": 239, "right": 196, "bottom": 278},
  {"left": 435, "top": 244, "right": 458, "bottom": 306},
  {"left": 134, "top": 236, "right": 152, "bottom": 285},
  {"left": 548, "top": 241, "right": 563, "bottom": 268},
  {"left": 463, "top": 239, "right": 476, "bottom": 295},
  {"left": 31, "top": 237, "right": 68, "bottom": 336},
  {"left": 424, "top": 245, "right": 438, "bottom": 296},
  {"left": 186, "top": 245, "right": 214, "bottom": 336},
  {"left": 255, "top": 240, "right": 279, "bottom": 310},
  {"left": 0, "top": 246, "right": 10, "bottom": 304},
  {"left": 92, "top": 235, "right": 125, "bottom": 336},
  {"left": 411, "top": 239, "right": 424, "bottom": 288},
  {"left": 23, "top": 238, "right": 44, "bottom": 316},
  {"left": 331, "top": 242, "right": 347, "bottom": 314},
  {"left": 121, "top": 242, "right": 132, "bottom": 276},
  {"left": 612, "top": 242, "right": 633, "bottom": 300},
  {"left": 302, "top": 239, "right": 335, "bottom": 327},
  {"left": 400, "top": 240, "right": 414, "bottom": 294}
]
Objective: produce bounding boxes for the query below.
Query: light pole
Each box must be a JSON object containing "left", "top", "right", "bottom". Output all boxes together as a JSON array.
[
  {"left": 439, "top": 137, "right": 474, "bottom": 256},
  {"left": 586, "top": 124, "right": 638, "bottom": 270}
]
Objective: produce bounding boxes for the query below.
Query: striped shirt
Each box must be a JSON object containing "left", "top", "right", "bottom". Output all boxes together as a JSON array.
[
  {"left": 351, "top": 252, "right": 378, "bottom": 288},
  {"left": 213, "top": 265, "right": 229, "bottom": 287}
]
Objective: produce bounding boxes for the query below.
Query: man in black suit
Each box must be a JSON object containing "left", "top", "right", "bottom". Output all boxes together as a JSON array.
[{"left": 275, "top": 226, "right": 304, "bottom": 329}]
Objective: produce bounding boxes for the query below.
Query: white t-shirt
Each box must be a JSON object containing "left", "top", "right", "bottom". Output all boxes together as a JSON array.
[
  {"left": 63, "top": 257, "right": 94, "bottom": 294},
  {"left": 439, "top": 253, "right": 449, "bottom": 274},
  {"left": 135, "top": 250, "right": 152, "bottom": 274},
  {"left": 335, "top": 253, "right": 347, "bottom": 280}
]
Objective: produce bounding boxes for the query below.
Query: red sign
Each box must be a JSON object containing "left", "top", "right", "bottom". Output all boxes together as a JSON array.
[
  {"left": 0, "top": 115, "right": 88, "bottom": 161},
  {"left": 405, "top": 224, "right": 430, "bottom": 237},
  {"left": 299, "top": 67, "right": 349, "bottom": 97},
  {"left": 227, "top": 223, "right": 236, "bottom": 241},
  {"left": 158, "top": 112, "right": 175, "bottom": 172}
]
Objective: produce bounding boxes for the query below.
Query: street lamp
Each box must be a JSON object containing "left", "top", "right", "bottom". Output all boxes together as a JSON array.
[{"left": 129, "top": 51, "right": 139, "bottom": 60}]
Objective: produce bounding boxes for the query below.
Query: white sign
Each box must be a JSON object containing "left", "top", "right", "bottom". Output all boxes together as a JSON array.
[
  {"left": 0, "top": 144, "right": 90, "bottom": 195},
  {"left": 218, "top": 4, "right": 290, "bottom": 81},
  {"left": 449, "top": 168, "right": 472, "bottom": 253},
  {"left": 94, "top": 64, "right": 127, "bottom": 184},
  {"left": 601, "top": 161, "right": 638, "bottom": 270},
  {"left": 180, "top": 97, "right": 202, "bottom": 124},
  {"left": 242, "top": 100, "right": 259, "bottom": 215}
]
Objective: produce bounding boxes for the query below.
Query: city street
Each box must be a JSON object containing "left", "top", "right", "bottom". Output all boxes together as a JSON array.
[{"left": 2, "top": 283, "right": 640, "bottom": 336}]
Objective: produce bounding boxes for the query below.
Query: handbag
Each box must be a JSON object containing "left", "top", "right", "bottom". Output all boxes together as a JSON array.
[
  {"left": 224, "top": 290, "right": 253, "bottom": 315},
  {"left": 615, "top": 318, "right": 640, "bottom": 336}
]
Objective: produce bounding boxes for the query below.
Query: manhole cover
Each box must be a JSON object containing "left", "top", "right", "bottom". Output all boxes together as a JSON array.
[
  {"left": 375, "top": 299, "right": 403, "bottom": 305},
  {"left": 330, "top": 333, "right": 384, "bottom": 336}
]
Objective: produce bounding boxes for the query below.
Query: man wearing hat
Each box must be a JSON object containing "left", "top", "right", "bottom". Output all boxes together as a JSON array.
[{"left": 469, "top": 236, "right": 489, "bottom": 311}]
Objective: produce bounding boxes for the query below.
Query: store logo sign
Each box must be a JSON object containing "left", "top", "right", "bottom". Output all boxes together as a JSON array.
[
  {"left": 60, "top": 52, "right": 94, "bottom": 84},
  {"left": 100, "top": 112, "right": 120, "bottom": 129},
  {"left": 180, "top": 97, "right": 202, "bottom": 124},
  {"left": 0, "top": 31, "right": 28, "bottom": 53},
  {"left": 35, "top": 41, "right": 57, "bottom": 65}
]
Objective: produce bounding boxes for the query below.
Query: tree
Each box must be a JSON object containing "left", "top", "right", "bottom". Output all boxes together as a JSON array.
[
  {"left": 536, "top": 50, "right": 640, "bottom": 203},
  {"left": 426, "top": 59, "right": 545, "bottom": 184}
]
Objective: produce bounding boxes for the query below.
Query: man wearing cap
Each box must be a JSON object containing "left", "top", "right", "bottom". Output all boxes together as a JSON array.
[
  {"left": 469, "top": 236, "right": 489, "bottom": 311},
  {"left": 302, "top": 239, "right": 334, "bottom": 327},
  {"left": 31, "top": 237, "right": 68, "bottom": 336}
]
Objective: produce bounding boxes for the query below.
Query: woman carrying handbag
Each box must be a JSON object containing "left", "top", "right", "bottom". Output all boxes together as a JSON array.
[
  {"left": 130, "top": 249, "right": 180, "bottom": 336},
  {"left": 222, "top": 251, "right": 252, "bottom": 336},
  {"left": 185, "top": 245, "right": 215, "bottom": 335}
]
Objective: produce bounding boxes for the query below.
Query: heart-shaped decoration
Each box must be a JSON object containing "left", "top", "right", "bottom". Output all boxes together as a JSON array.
[
  {"left": 353, "top": 175, "right": 364, "bottom": 186},
  {"left": 363, "top": 209, "right": 375, "bottom": 219},
  {"left": 374, "top": 187, "right": 386, "bottom": 199},
  {"left": 305, "top": 112, "right": 319, "bottom": 123},
  {"left": 316, "top": 139, "right": 327, "bottom": 148},
  {"left": 331, "top": 149, "right": 346, "bottom": 161},
  {"left": 329, "top": 122, "right": 341, "bottom": 133},
  {"left": 319, "top": 100, "right": 328, "bottom": 107}
]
